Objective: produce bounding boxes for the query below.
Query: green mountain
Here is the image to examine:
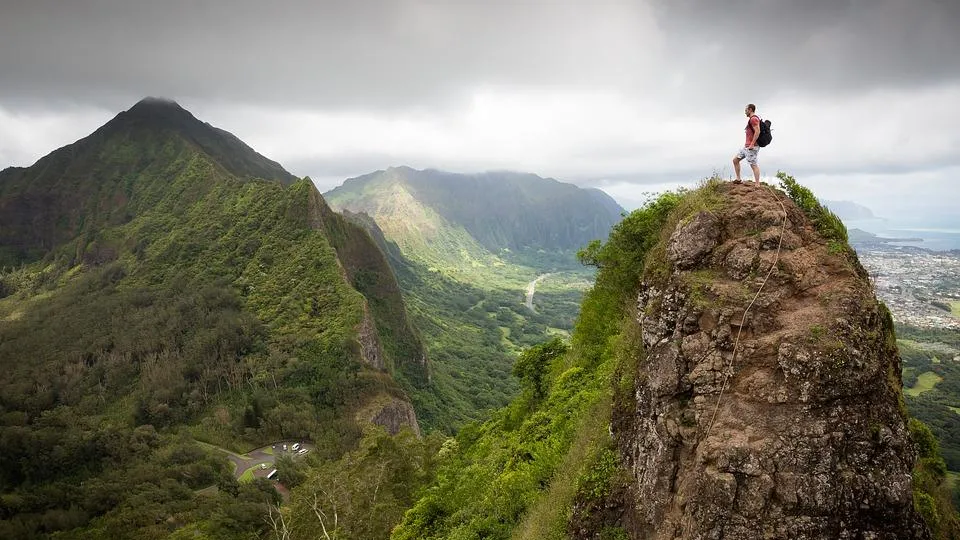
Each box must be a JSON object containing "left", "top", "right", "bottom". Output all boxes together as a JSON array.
[
  {"left": 324, "top": 166, "right": 624, "bottom": 282},
  {"left": 324, "top": 167, "right": 621, "bottom": 434},
  {"left": 0, "top": 98, "right": 429, "bottom": 538},
  {"left": 393, "top": 175, "right": 956, "bottom": 540},
  {"left": 0, "top": 97, "right": 297, "bottom": 268}
]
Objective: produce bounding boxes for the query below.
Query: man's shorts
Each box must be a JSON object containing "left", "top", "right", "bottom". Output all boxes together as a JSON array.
[{"left": 736, "top": 146, "right": 759, "bottom": 165}]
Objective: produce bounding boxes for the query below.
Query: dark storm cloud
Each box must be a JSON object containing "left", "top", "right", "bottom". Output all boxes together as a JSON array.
[{"left": 2, "top": 0, "right": 957, "bottom": 111}]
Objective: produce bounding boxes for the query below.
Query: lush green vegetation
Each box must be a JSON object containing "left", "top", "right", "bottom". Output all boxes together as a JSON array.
[
  {"left": 394, "top": 259, "right": 595, "bottom": 433},
  {"left": 899, "top": 326, "right": 960, "bottom": 472},
  {"left": 338, "top": 209, "right": 598, "bottom": 434},
  {"left": 907, "top": 371, "right": 945, "bottom": 397},
  {"left": 0, "top": 107, "right": 421, "bottom": 538},
  {"left": 777, "top": 171, "right": 848, "bottom": 244},
  {"left": 325, "top": 167, "right": 623, "bottom": 258},
  {"left": 277, "top": 427, "right": 443, "bottom": 539},
  {"left": 910, "top": 419, "right": 960, "bottom": 537},
  {"left": 391, "top": 183, "right": 684, "bottom": 539}
]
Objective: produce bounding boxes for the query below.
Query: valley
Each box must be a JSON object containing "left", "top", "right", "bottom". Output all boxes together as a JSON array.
[{"left": 852, "top": 239, "right": 960, "bottom": 489}]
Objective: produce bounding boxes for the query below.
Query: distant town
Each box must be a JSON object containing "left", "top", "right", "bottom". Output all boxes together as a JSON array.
[{"left": 853, "top": 242, "right": 960, "bottom": 330}]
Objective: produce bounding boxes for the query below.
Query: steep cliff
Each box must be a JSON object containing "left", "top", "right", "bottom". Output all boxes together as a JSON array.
[
  {"left": 614, "top": 181, "right": 927, "bottom": 538},
  {"left": 393, "top": 176, "right": 950, "bottom": 540},
  {"left": 0, "top": 99, "right": 424, "bottom": 537}
]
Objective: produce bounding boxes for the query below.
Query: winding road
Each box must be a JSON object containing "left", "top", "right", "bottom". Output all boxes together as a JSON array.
[
  {"left": 196, "top": 440, "right": 314, "bottom": 482},
  {"left": 525, "top": 273, "right": 552, "bottom": 313}
]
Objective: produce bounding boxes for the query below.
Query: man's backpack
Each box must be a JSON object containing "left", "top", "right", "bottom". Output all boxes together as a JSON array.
[{"left": 752, "top": 115, "right": 773, "bottom": 147}]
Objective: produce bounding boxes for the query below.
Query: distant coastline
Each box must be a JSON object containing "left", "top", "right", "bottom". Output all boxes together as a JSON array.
[{"left": 846, "top": 225, "right": 960, "bottom": 252}]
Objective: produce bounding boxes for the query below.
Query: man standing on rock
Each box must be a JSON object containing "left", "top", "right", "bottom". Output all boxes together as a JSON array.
[{"left": 733, "top": 104, "right": 761, "bottom": 184}]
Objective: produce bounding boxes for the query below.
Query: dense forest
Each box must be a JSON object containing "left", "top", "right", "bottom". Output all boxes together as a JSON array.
[{"left": 0, "top": 100, "right": 423, "bottom": 538}]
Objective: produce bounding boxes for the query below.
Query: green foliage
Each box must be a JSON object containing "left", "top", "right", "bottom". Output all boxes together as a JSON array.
[
  {"left": 280, "top": 427, "right": 442, "bottom": 540},
  {"left": 513, "top": 338, "right": 569, "bottom": 400},
  {"left": 393, "top": 186, "right": 711, "bottom": 540},
  {"left": 912, "top": 418, "right": 943, "bottom": 460},
  {"left": 574, "top": 447, "right": 620, "bottom": 503},
  {"left": 571, "top": 186, "right": 694, "bottom": 374},
  {"left": 916, "top": 491, "right": 941, "bottom": 531},
  {"left": 898, "top": 325, "right": 960, "bottom": 471},
  {"left": 909, "top": 416, "right": 960, "bottom": 537},
  {"left": 0, "top": 124, "right": 413, "bottom": 537},
  {"left": 392, "top": 350, "right": 611, "bottom": 540},
  {"left": 339, "top": 209, "right": 593, "bottom": 434},
  {"left": 324, "top": 167, "right": 623, "bottom": 259},
  {"left": 276, "top": 454, "right": 307, "bottom": 489},
  {"left": 776, "top": 171, "right": 848, "bottom": 244}
]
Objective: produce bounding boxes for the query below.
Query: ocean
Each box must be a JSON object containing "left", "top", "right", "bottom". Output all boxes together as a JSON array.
[
  {"left": 879, "top": 228, "right": 960, "bottom": 252},
  {"left": 844, "top": 220, "right": 960, "bottom": 252}
]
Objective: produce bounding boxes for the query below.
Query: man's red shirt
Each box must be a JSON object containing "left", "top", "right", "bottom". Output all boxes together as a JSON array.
[{"left": 745, "top": 115, "right": 760, "bottom": 147}]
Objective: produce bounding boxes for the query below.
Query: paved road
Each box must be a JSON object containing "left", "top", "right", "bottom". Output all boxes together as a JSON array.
[
  {"left": 525, "top": 274, "right": 552, "bottom": 313},
  {"left": 197, "top": 440, "right": 314, "bottom": 481}
]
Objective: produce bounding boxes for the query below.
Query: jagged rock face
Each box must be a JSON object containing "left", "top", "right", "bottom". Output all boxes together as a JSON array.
[
  {"left": 361, "top": 396, "right": 422, "bottom": 437},
  {"left": 357, "top": 304, "right": 386, "bottom": 371},
  {"left": 615, "top": 184, "right": 928, "bottom": 539}
]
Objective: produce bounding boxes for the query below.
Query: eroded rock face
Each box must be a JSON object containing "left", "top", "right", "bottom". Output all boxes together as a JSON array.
[
  {"left": 369, "top": 397, "right": 421, "bottom": 437},
  {"left": 616, "top": 184, "right": 928, "bottom": 539},
  {"left": 356, "top": 303, "right": 386, "bottom": 371}
]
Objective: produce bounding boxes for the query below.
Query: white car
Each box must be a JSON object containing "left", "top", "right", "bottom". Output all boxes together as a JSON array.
[{"left": 292, "top": 443, "right": 301, "bottom": 451}]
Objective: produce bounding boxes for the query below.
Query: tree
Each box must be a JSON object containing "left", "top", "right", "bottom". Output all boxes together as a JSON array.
[{"left": 512, "top": 338, "right": 568, "bottom": 399}]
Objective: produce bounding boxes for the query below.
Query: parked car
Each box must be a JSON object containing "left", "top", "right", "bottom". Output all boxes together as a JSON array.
[{"left": 292, "top": 443, "right": 301, "bottom": 451}]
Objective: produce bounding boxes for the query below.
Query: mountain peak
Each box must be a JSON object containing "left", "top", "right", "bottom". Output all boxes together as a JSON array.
[
  {"left": 106, "top": 96, "right": 200, "bottom": 132},
  {"left": 92, "top": 97, "right": 296, "bottom": 184},
  {"left": 131, "top": 95, "right": 183, "bottom": 109}
]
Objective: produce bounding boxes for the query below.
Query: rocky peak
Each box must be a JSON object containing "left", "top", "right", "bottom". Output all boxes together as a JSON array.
[{"left": 615, "top": 182, "right": 928, "bottom": 538}]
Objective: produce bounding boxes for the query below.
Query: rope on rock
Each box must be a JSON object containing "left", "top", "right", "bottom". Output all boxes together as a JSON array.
[{"left": 704, "top": 183, "right": 788, "bottom": 438}]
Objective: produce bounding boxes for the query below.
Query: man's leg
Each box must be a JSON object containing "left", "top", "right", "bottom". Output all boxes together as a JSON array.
[
  {"left": 733, "top": 155, "right": 742, "bottom": 181},
  {"left": 747, "top": 148, "right": 760, "bottom": 184}
]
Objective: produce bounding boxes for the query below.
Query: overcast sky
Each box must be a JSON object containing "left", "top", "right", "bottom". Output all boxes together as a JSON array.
[{"left": 1, "top": 0, "right": 958, "bottom": 225}]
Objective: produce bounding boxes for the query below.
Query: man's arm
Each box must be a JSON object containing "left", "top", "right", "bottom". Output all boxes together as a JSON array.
[{"left": 750, "top": 116, "right": 760, "bottom": 148}]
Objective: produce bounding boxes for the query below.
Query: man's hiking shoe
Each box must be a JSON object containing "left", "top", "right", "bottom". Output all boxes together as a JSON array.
[{"left": 733, "top": 179, "right": 743, "bottom": 184}]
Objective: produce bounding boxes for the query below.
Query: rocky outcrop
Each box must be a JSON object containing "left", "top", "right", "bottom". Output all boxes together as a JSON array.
[
  {"left": 356, "top": 303, "right": 386, "bottom": 371},
  {"left": 615, "top": 183, "right": 928, "bottom": 539},
  {"left": 358, "top": 394, "right": 422, "bottom": 437}
]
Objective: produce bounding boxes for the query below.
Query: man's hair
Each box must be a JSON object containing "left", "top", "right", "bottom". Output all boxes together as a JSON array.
[{"left": 746, "top": 104, "right": 756, "bottom": 113}]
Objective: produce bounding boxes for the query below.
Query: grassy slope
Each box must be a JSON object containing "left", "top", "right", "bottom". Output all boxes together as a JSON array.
[
  {"left": 392, "top": 176, "right": 958, "bottom": 540},
  {"left": 327, "top": 173, "right": 600, "bottom": 433},
  {"left": 0, "top": 126, "right": 412, "bottom": 538},
  {"left": 391, "top": 178, "right": 686, "bottom": 540}
]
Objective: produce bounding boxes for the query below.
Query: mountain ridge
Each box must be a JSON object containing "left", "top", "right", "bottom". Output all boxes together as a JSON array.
[
  {"left": 325, "top": 165, "right": 624, "bottom": 257},
  {"left": 0, "top": 98, "right": 428, "bottom": 538},
  {"left": 0, "top": 97, "right": 296, "bottom": 267}
]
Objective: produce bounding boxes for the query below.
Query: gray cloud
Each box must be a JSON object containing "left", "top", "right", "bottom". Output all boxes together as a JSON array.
[
  {"left": 2, "top": 0, "right": 957, "bottom": 111},
  {"left": 1, "top": 0, "right": 958, "bottom": 226}
]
